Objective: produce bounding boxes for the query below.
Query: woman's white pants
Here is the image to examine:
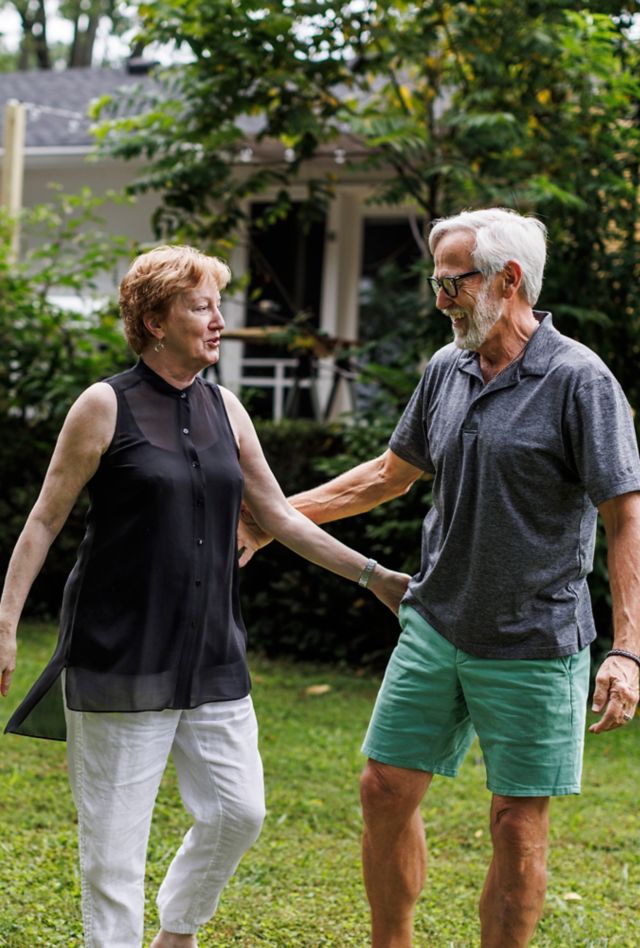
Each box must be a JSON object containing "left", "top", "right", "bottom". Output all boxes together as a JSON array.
[{"left": 64, "top": 696, "right": 265, "bottom": 948}]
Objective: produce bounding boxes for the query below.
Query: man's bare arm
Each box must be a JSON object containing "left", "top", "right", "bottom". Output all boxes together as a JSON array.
[
  {"left": 590, "top": 491, "right": 640, "bottom": 733},
  {"left": 238, "top": 449, "right": 423, "bottom": 565},
  {"left": 288, "top": 449, "right": 423, "bottom": 524}
]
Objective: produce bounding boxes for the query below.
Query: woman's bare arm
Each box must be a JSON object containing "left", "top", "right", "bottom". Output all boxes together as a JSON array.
[
  {"left": 221, "top": 388, "right": 411, "bottom": 613},
  {"left": 237, "top": 446, "right": 422, "bottom": 566},
  {"left": 0, "top": 383, "right": 116, "bottom": 696}
]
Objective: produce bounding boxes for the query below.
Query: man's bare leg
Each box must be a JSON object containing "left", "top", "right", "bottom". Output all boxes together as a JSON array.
[
  {"left": 360, "top": 759, "right": 433, "bottom": 948},
  {"left": 150, "top": 931, "right": 197, "bottom": 948},
  {"left": 479, "top": 795, "right": 550, "bottom": 948}
]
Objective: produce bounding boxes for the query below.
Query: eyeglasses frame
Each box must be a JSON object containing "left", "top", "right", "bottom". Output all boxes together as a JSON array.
[{"left": 427, "top": 269, "right": 482, "bottom": 299}]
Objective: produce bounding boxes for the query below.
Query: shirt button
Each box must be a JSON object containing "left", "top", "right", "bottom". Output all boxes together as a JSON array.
[
  {"left": 180, "top": 393, "right": 187, "bottom": 399},
  {"left": 192, "top": 461, "right": 199, "bottom": 468},
  {"left": 196, "top": 538, "right": 203, "bottom": 545},
  {"left": 183, "top": 427, "right": 190, "bottom": 435},
  {"left": 195, "top": 580, "right": 201, "bottom": 587}
]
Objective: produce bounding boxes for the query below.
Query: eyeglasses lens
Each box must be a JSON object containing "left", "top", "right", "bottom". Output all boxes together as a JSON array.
[{"left": 428, "top": 277, "right": 458, "bottom": 298}]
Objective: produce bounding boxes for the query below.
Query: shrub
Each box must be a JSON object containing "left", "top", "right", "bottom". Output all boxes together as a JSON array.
[
  {"left": 0, "top": 198, "right": 133, "bottom": 616},
  {"left": 241, "top": 418, "right": 431, "bottom": 667},
  {"left": 0, "top": 207, "right": 617, "bottom": 669}
]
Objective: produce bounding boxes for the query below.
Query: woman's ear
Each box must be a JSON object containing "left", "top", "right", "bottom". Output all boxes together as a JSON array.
[{"left": 142, "top": 313, "right": 164, "bottom": 341}]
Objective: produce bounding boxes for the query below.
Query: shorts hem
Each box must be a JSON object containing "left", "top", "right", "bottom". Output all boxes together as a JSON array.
[
  {"left": 487, "top": 783, "right": 581, "bottom": 798},
  {"left": 362, "top": 747, "right": 458, "bottom": 778}
]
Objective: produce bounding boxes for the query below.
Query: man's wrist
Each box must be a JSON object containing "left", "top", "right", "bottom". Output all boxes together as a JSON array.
[{"left": 606, "top": 647, "right": 640, "bottom": 670}]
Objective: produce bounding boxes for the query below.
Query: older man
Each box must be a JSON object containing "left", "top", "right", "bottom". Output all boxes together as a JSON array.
[{"left": 239, "top": 208, "right": 640, "bottom": 947}]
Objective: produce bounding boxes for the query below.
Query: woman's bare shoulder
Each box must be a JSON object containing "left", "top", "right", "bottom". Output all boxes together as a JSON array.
[
  {"left": 217, "top": 384, "right": 243, "bottom": 412},
  {"left": 62, "top": 382, "right": 118, "bottom": 455}
]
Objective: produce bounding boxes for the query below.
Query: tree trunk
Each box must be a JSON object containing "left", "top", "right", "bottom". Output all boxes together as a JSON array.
[
  {"left": 68, "top": 11, "right": 101, "bottom": 68},
  {"left": 16, "top": 0, "right": 51, "bottom": 70}
]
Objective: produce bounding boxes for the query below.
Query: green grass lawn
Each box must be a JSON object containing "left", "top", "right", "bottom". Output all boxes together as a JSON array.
[{"left": 0, "top": 623, "right": 638, "bottom": 947}]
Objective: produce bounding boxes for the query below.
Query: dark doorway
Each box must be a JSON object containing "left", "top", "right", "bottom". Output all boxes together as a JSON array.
[{"left": 243, "top": 203, "right": 326, "bottom": 419}]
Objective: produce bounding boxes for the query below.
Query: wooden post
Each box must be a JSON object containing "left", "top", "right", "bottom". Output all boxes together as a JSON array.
[{"left": 2, "top": 99, "right": 26, "bottom": 263}]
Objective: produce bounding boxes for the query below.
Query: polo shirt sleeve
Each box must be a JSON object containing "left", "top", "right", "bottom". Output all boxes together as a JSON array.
[
  {"left": 565, "top": 373, "right": 640, "bottom": 507},
  {"left": 389, "top": 370, "right": 435, "bottom": 474}
]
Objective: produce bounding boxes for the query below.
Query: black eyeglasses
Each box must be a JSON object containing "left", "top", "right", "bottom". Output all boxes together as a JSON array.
[{"left": 427, "top": 270, "right": 482, "bottom": 298}]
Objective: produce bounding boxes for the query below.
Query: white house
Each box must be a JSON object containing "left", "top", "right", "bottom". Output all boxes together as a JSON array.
[{"left": 0, "top": 64, "right": 422, "bottom": 419}]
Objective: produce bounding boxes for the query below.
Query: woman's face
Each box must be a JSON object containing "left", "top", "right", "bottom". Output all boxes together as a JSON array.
[{"left": 161, "top": 277, "right": 225, "bottom": 370}]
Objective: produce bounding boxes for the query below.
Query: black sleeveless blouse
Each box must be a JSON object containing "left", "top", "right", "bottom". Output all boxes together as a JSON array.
[{"left": 5, "top": 359, "right": 250, "bottom": 741}]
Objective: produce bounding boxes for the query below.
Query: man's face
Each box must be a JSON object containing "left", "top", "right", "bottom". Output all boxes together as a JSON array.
[
  {"left": 433, "top": 232, "right": 502, "bottom": 351},
  {"left": 445, "top": 282, "right": 503, "bottom": 351}
]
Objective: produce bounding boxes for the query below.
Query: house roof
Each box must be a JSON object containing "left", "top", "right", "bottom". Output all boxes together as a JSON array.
[
  {"left": 0, "top": 63, "right": 371, "bottom": 168},
  {"left": 0, "top": 64, "right": 159, "bottom": 149}
]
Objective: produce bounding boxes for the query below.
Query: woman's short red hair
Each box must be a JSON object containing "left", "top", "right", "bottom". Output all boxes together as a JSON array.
[{"left": 119, "top": 245, "right": 232, "bottom": 354}]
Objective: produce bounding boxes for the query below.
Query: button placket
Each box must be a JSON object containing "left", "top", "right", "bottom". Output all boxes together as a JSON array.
[
  {"left": 179, "top": 390, "right": 206, "bottom": 649},
  {"left": 462, "top": 395, "right": 482, "bottom": 432}
]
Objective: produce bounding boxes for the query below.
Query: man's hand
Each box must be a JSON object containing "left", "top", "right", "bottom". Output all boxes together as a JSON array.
[
  {"left": 368, "top": 567, "right": 411, "bottom": 616},
  {"left": 237, "top": 504, "right": 273, "bottom": 567},
  {"left": 589, "top": 654, "right": 639, "bottom": 733}
]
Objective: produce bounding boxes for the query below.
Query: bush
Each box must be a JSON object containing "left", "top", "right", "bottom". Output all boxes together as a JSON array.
[
  {"left": 241, "top": 416, "right": 614, "bottom": 672},
  {"left": 0, "top": 198, "right": 134, "bottom": 616},
  {"left": 241, "top": 418, "right": 431, "bottom": 667},
  {"left": 0, "top": 208, "right": 617, "bottom": 669},
  {"left": 3, "top": 412, "right": 431, "bottom": 666},
  {"left": 0, "top": 416, "right": 90, "bottom": 619}
]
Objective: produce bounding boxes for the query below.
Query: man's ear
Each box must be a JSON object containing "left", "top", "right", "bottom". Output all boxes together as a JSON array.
[{"left": 501, "top": 260, "right": 523, "bottom": 300}]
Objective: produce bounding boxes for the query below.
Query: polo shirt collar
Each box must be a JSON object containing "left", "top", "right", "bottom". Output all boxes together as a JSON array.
[
  {"left": 519, "top": 311, "right": 555, "bottom": 376},
  {"left": 457, "top": 311, "right": 555, "bottom": 381}
]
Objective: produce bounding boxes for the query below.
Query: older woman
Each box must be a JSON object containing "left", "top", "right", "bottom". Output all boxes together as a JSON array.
[{"left": 0, "top": 245, "right": 409, "bottom": 948}]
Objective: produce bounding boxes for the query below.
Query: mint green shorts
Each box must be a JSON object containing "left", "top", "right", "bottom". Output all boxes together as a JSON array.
[{"left": 362, "top": 605, "right": 590, "bottom": 797}]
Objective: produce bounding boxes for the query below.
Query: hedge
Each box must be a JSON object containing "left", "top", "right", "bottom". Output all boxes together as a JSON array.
[{"left": 1, "top": 414, "right": 612, "bottom": 671}]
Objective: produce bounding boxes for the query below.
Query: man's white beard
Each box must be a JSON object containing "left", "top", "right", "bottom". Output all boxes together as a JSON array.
[{"left": 446, "top": 285, "right": 502, "bottom": 351}]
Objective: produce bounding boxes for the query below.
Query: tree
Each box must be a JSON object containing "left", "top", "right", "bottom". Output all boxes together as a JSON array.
[
  {"left": 2, "top": 0, "right": 137, "bottom": 69},
  {"left": 92, "top": 3, "right": 639, "bottom": 218},
  {"left": 94, "top": 1, "right": 640, "bottom": 411},
  {"left": 94, "top": 0, "right": 359, "bottom": 244}
]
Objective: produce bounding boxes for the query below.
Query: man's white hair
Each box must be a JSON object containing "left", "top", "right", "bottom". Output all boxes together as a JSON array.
[{"left": 428, "top": 208, "right": 547, "bottom": 306}]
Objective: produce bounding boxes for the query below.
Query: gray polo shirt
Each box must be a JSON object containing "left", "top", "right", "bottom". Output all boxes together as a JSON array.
[{"left": 390, "top": 312, "right": 640, "bottom": 659}]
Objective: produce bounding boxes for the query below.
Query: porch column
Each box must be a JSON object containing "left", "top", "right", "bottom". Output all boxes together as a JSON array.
[{"left": 318, "top": 190, "right": 363, "bottom": 419}]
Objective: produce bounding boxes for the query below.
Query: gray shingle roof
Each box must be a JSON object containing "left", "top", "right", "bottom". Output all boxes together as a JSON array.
[
  {"left": 0, "top": 63, "right": 370, "bottom": 163},
  {"left": 0, "top": 65, "right": 159, "bottom": 148}
]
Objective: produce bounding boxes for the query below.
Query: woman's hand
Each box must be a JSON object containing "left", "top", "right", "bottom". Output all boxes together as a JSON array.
[
  {"left": 237, "top": 504, "right": 273, "bottom": 567},
  {"left": 368, "top": 567, "right": 411, "bottom": 616},
  {"left": 0, "top": 621, "right": 16, "bottom": 697}
]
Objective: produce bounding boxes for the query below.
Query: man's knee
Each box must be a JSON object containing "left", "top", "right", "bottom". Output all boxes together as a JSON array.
[
  {"left": 490, "top": 798, "right": 549, "bottom": 868},
  {"left": 360, "top": 759, "right": 430, "bottom": 823}
]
